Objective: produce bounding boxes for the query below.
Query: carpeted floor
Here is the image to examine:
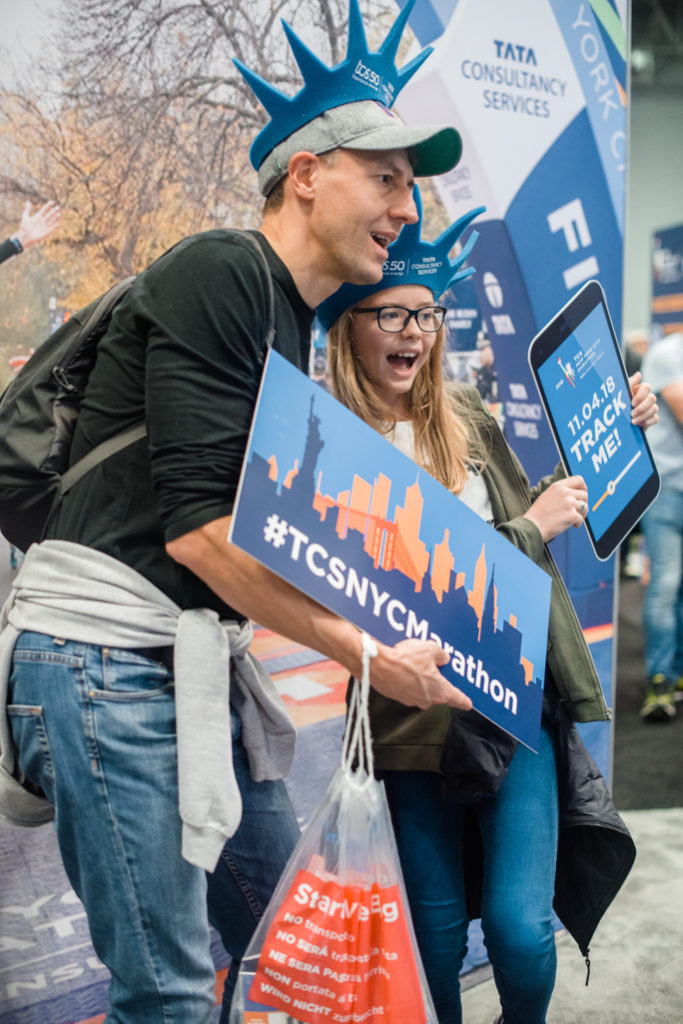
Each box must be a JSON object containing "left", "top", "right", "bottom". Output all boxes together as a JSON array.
[
  {"left": 2, "top": 548, "right": 681, "bottom": 1023},
  {"left": 612, "top": 576, "right": 683, "bottom": 810},
  {"left": 461, "top": 806, "right": 683, "bottom": 1024},
  {"left": 461, "top": 573, "right": 683, "bottom": 1023}
]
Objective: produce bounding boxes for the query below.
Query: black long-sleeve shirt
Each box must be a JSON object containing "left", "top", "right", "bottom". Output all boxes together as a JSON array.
[
  {"left": 49, "top": 229, "right": 314, "bottom": 616},
  {"left": 0, "top": 238, "right": 21, "bottom": 265}
]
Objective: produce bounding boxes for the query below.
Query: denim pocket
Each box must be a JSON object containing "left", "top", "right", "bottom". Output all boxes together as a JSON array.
[
  {"left": 7, "top": 704, "right": 55, "bottom": 798},
  {"left": 91, "top": 647, "right": 174, "bottom": 701}
]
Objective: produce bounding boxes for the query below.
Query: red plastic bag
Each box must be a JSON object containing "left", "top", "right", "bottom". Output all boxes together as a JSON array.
[{"left": 230, "top": 635, "right": 437, "bottom": 1024}]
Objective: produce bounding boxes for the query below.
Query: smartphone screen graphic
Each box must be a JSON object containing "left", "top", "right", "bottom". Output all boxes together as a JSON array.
[{"left": 529, "top": 281, "right": 659, "bottom": 560}]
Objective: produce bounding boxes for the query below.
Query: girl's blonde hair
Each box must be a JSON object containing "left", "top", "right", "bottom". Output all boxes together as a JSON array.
[{"left": 327, "top": 307, "right": 490, "bottom": 494}]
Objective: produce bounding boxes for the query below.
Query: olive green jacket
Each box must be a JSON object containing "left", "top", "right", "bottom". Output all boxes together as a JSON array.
[{"left": 369, "top": 387, "right": 609, "bottom": 773}]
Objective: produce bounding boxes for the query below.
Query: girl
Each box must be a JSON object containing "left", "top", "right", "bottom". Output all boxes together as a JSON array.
[{"left": 316, "top": 192, "right": 658, "bottom": 1024}]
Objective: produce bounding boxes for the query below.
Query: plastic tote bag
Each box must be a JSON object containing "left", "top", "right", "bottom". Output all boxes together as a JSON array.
[{"left": 229, "top": 634, "right": 437, "bottom": 1024}]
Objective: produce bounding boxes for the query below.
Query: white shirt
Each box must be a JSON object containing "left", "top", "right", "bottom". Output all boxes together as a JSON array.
[{"left": 389, "top": 419, "right": 494, "bottom": 524}]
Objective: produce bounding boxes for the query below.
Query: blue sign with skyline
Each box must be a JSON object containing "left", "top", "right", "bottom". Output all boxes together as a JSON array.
[{"left": 230, "top": 350, "right": 552, "bottom": 750}]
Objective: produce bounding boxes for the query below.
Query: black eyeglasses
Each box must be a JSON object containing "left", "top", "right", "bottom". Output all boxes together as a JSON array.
[{"left": 352, "top": 305, "right": 446, "bottom": 333}]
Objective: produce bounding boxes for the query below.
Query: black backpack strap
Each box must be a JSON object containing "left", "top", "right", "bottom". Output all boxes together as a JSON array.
[
  {"left": 60, "top": 421, "right": 147, "bottom": 495},
  {"left": 75, "top": 277, "right": 136, "bottom": 350},
  {"left": 60, "top": 229, "right": 276, "bottom": 492}
]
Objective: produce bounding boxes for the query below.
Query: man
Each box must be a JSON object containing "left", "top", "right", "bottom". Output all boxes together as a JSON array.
[
  {"left": 1, "top": 3, "right": 471, "bottom": 1022},
  {"left": 473, "top": 331, "right": 498, "bottom": 404},
  {"left": 639, "top": 331, "right": 683, "bottom": 721}
]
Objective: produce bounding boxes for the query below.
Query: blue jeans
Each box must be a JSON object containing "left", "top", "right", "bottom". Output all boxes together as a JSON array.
[
  {"left": 382, "top": 728, "right": 558, "bottom": 1024},
  {"left": 8, "top": 632, "right": 300, "bottom": 1024},
  {"left": 641, "top": 488, "right": 683, "bottom": 680}
]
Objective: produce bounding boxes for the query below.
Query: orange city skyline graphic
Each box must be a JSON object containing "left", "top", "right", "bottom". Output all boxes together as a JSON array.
[{"left": 267, "top": 453, "right": 535, "bottom": 687}]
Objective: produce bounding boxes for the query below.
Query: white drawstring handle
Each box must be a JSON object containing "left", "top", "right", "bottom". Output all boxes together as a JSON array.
[{"left": 342, "top": 632, "right": 378, "bottom": 780}]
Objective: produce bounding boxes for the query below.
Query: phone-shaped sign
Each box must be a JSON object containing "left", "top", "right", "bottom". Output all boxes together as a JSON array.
[{"left": 528, "top": 280, "right": 659, "bottom": 560}]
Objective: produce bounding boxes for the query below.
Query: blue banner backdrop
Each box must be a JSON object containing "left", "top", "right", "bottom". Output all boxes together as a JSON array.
[
  {"left": 651, "top": 223, "right": 683, "bottom": 338},
  {"left": 396, "top": 0, "right": 629, "bottom": 780}
]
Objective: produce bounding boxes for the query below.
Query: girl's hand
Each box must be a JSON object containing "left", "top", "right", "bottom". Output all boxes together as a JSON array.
[
  {"left": 629, "top": 371, "right": 659, "bottom": 429},
  {"left": 524, "top": 476, "right": 588, "bottom": 543}
]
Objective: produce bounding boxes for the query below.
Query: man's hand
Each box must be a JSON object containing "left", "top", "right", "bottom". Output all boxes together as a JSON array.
[{"left": 370, "top": 639, "right": 472, "bottom": 710}]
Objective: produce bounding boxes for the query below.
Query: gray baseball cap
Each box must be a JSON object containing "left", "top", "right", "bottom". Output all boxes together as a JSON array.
[{"left": 258, "top": 99, "right": 462, "bottom": 196}]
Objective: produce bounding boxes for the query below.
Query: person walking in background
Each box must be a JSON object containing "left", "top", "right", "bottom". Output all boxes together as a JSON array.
[
  {"left": 0, "top": 4, "right": 471, "bottom": 1022},
  {"left": 0, "top": 200, "right": 61, "bottom": 265},
  {"left": 316, "top": 189, "right": 657, "bottom": 1024},
  {"left": 638, "top": 330, "right": 683, "bottom": 721},
  {"left": 473, "top": 331, "right": 498, "bottom": 404}
]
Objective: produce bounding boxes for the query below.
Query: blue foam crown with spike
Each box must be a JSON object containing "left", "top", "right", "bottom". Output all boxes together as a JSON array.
[
  {"left": 316, "top": 188, "right": 485, "bottom": 331},
  {"left": 234, "top": 0, "right": 432, "bottom": 170}
]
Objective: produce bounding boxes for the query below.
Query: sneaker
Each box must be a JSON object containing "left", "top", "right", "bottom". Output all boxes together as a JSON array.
[
  {"left": 640, "top": 674, "right": 676, "bottom": 721},
  {"left": 674, "top": 675, "right": 683, "bottom": 703}
]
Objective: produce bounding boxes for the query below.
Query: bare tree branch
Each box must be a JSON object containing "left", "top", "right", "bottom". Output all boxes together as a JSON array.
[{"left": 1, "top": 0, "right": 399, "bottom": 291}]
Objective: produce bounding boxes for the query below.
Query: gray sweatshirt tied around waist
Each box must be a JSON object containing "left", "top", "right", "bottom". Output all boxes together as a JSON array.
[{"left": 0, "top": 540, "right": 296, "bottom": 872}]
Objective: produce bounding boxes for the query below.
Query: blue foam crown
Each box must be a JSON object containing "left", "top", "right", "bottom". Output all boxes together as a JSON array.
[{"left": 234, "top": 0, "right": 432, "bottom": 170}]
